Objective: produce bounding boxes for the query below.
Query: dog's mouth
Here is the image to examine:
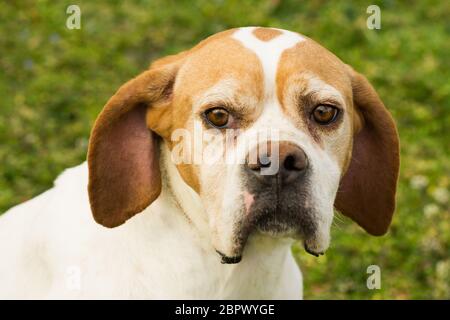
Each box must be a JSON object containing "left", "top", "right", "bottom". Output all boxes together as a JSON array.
[
  {"left": 304, "top": 243, "right": 325, "bottom": 257},
  {"left": 215, "top": 250, "right": 242, "bottom": 264},
  {"left": 212, "top": 165, "right": 330, "bottom": 264},
  {"left": 215, "top": 190, "right": 327, "bottom": 264},
  {"left": 215, "top": 231, "right": 325, "bottom": 265},
  {"left": 247, "top": 185, "right": 317, "bottom": 237}
]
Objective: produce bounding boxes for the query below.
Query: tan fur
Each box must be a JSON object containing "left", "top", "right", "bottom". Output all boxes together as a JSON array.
[
  {"left": 156, "top": 35, "right": 265, "bottom": 193},
  {"left": 252, "top": 27, "right": 282, "bottom": 41},
  {"left": 276, "top": 40, "right": 353, "bottom": 167}
]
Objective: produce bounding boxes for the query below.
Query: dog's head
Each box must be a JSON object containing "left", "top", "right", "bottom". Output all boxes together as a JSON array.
[{"left": 87, "top": 27, "right": 399, "bottom": 263}]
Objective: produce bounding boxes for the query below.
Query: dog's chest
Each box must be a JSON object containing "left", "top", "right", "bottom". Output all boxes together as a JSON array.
[{"left": 108, "top": 203, "right": 301, "bottom": 299}]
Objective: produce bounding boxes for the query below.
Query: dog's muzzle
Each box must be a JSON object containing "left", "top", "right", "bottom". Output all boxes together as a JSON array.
[
  {"left": 215, "top": 141, "right": 322, "bottom": 264},
  {"left": 243, "top": 141, "right": 316, "bottom": 237}
]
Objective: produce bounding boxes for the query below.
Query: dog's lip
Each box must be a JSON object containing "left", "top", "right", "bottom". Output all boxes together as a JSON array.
[
  {"left": 304, "top": 242, "right": 325, "bottom": 257},
  {"left": 215, "top": 250, "right": 242, "bottom": 264}
]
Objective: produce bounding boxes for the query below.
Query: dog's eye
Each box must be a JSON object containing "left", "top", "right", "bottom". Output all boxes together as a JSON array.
[
  {"left": 312, "top": 105, "right": 339, "bottom": 125},
  {"left": 204, "top": 108, "right": 230, "bottom": 128}
]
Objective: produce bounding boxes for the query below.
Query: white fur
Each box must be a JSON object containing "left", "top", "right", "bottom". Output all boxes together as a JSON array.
[{"left": 0, "top": 154, "right": 301, "bottom": 299}]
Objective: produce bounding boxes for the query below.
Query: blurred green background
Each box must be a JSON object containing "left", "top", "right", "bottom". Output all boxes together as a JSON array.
[{"left": 0, "top": 0, "right": 449, "bottom": 299}]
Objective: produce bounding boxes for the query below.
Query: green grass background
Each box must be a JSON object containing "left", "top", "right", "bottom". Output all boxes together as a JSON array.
[{"left": 0, "top": 0, "right": 449, "bottom": 299}]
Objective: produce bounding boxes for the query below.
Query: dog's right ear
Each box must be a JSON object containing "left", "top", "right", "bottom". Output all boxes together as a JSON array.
[
  {"left": 87, "top": 57, "right": 183, "bottom": 228},
  {"left": 334, "top": 66, "right": 400, "bottom": 236}
]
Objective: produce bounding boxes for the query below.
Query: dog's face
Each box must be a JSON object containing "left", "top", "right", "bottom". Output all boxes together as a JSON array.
[{"left": 87, "top": 27, "right": 399, "bottom": 262}]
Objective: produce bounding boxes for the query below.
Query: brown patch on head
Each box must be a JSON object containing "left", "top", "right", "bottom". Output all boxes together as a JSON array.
[
  {"left": 277, "top": 40, "right": 352, "bottom": 112},
  {"left": 277, "top": 39, "right": 351, "bottom": 123},
  {"left": 276, "top": 39, "right": 354, "bottom": 166},
  {"left": 146, "top": 29, "right": 265, "bottom": 194},
  {"left": 174, "top": 36, "right": 264, "bottom": 108},
  {"left": 252, "top": 27, "right": 282, "bottom": 42},
  {"left": 146, "top": 27, "right": 264, "bottom": 139}
]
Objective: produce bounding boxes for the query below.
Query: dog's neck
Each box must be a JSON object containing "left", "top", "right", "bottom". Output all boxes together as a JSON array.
[{"left": 160, "top": 142, "right": 212, "bottom": 238}]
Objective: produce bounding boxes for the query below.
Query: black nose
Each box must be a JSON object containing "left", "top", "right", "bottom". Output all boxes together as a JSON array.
[{"left": 246, "top": 141, "right": 308, "bottom": 185}]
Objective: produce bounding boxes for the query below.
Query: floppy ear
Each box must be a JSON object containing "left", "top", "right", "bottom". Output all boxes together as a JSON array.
[
  {"left": 334, "top": 67, "right": 400, "bottom": 235},
  {"left": 87, "top": 62, "right": 179, "bottom": 228}
]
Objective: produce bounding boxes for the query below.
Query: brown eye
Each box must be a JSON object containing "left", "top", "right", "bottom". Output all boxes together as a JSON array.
[
  {"left": 204, "top": 108, "right": 230, "bottom": 128},
  {"left": 312, "top": 105, "right": 339, "bottom": 125}
]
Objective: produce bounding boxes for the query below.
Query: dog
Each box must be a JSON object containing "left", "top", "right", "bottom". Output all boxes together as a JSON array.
[{"left": 0, "top": 27, "right": 399, "bottom": 299}]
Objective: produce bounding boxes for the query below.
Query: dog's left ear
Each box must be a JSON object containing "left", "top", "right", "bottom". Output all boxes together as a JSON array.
[
  {"left": 335, "top": 66, "right": 400, "bottom": 235},
  {"left": 87, "top": 58, "right": 181, "bottom": 228}
]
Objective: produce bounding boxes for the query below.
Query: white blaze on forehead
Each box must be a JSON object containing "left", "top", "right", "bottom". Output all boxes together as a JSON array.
[{"left": 232, "top": 27, "right": 305, "bottom": 101}]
